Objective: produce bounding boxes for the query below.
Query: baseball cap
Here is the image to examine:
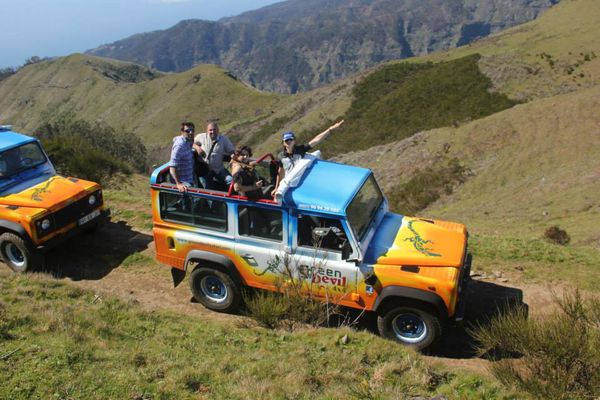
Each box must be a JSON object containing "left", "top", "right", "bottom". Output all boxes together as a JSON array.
[{"left": 282, "top": 131, "right": 295, "bottom": 141}]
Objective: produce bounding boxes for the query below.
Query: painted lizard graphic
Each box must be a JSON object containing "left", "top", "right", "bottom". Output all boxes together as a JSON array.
[
  {"left": 31, "top": 176, "right": 59, "bottom": 202},
  {"left": 252, "top": 255, "right": 281, "bottom": 276},
  {"left": 404, "top": 220, "right": 442, "bottom": 257}
]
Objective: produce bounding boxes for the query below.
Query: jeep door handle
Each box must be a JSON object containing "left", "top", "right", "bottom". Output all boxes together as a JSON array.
[{"left": 241, "top": 253, "right": 258, "bottom": 267}]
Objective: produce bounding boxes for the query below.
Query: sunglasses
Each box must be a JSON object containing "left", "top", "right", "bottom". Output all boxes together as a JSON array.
[
  {"left": 284, "top": 139, "right": 295, "bottom": 143},
  {"left": 184, "top": 128, "right": 194, "bottom": 134}
]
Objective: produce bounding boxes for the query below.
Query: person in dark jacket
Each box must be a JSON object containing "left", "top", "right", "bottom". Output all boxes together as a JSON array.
[{"left": 271, "top": 120, "right": 344, "bottom": 196}]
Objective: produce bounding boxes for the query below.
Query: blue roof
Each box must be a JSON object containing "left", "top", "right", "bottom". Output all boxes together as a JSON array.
[
  {"left": 0, "top": 130, "right": 36, "bottom": 150},
  {"left": 283, "top": 159, "right": 371, "bottom": 216}
]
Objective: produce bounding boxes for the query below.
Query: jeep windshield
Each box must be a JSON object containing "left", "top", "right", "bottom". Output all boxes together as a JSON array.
[
  {"left": 346, "top": 174, "right": 383, "bottom": 241},
  {"left": 0, "top": 142, "right": 47, "bottom": 180}
]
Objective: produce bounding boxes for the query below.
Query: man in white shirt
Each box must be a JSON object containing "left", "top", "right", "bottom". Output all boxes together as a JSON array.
[{"left": 194, "top": 122, "right": 235, "bottom": 190}]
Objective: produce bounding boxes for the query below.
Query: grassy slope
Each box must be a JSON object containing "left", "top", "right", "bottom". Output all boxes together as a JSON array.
[
  {"left": 335, "top": 0, "right": 600, "bottom": 242},
  {"left": 335, "top": 84, "right": 600, "bottom": 288},
  {"left": 0, "top": 53, "right": 353, "bottom": 162},
  {"left": 0, "top": 269, "right": 513, "bottom": 400},
  {"left": 0, "top": 54, "right": 286, "bottom": 145},
  {"left": 421, "top": 0, "right": 600, "bottom": 100}
]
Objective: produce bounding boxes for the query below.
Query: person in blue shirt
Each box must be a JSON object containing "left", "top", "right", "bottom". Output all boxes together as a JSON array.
[{"left": 169, "top": 122, "right": 196, "bottom": 192}]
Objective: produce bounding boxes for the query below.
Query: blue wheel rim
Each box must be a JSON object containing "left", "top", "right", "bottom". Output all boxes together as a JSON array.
[
  {"left": 6, "top": 243, "right": 25, "bottom": 267},
  {"left": 391, "top": 313, "right": 427, "bottom": 343},
  {"left": 200, "top": 276, "right": 228, "bottom": 304}
]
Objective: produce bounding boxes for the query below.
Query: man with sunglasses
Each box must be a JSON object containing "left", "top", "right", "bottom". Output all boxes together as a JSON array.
[
  {"left": 169, "top": 122, "right": 196, "bottom": 192},
  {"left": 271, "top": 120, "right": 344, "bottom": 197}
]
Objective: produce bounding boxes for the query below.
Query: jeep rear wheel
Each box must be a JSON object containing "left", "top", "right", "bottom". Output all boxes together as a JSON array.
[
  {"left": 0, "top": 233, "right": 43, "bottom": 273},
  {"left": 190, "top": 267, "right": 240, "bottom": 313},
  {"left": 377, "top": 306, "right": 441, "bottom": 351}
]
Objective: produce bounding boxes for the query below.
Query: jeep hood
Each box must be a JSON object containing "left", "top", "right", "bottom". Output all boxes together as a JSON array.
[
  {"left": 0, "top": 176, "right": 96, "bottom": 209},
  {"left": 364, "top": 213, "right": 466, "bottom": 267}
]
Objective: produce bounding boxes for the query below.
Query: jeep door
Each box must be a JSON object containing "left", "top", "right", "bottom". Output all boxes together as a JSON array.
[
  {"left": 291, "top": 213, "right": 359, "bottom": 302},
  {"left": 234, "top": 203, "right": 288, "bottom": 289}
]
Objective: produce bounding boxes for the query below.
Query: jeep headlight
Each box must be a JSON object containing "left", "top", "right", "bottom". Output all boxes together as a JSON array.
[
  {"left": 36, "top": 216, "right": 55, "bottom": 237},
  {"left": 40, "top": 218, "right": 51, "bottom": 230},
  {"left": 88, "top": 194, "right": 97, "bottom": 206}
]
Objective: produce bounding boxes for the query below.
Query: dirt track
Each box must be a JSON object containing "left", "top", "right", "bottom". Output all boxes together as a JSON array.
[{"left": 37, "top": 220, "right": 562, "bottom": 376}]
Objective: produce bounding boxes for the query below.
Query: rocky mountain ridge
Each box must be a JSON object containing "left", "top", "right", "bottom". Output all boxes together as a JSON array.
[{"left": 87, "top": 0, "right": 558, "bottom": 93}]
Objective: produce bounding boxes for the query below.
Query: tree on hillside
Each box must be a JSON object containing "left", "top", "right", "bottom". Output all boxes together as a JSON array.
[
  {"left": 24, "top": 56, "right": 48, "bottom": 65},
  {"left": 0, "top": 67, "right": 17, "bottom": 82},
  {"left": 34, "top": 116, "right": 148, "bottom": 185}
]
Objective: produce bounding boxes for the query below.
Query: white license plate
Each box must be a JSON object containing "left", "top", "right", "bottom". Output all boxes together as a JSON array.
[{"left": 78, "top": 209, "right": 101, "bottom": 226}]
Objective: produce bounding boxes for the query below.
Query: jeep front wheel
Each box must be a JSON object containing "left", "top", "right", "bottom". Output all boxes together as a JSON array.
[
  {"left": 189, "top": 267, "right": 240, "bottom": 313},
  {"left": 0, "top": 233, "right": 43, "bottom": 273},
  {"left": 377, "top": 306, "right": 441, "bottom": 351}
]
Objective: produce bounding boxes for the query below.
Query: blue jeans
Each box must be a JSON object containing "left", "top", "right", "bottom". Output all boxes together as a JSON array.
[{"left": 201, "top": 168, "right": 232, "bottom": 191}]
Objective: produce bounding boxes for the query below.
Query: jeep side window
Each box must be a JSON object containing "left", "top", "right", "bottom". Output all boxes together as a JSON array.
[
  {"left": 238, "top": 205, "right": 282, "bottom": 241},
  {"left": 297, "top": 214, "right": 348, "bottom": 252},
  {"left": 159, "top": 191, "right": 227, "bottom": 231},
  {"left": 192, "top": 197, "right": 228, "bottom": 231}
]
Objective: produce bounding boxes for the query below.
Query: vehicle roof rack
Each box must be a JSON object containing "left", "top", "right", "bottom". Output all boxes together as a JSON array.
[{"left": 0, "top": 125, "right": 13, "bottom": 132}]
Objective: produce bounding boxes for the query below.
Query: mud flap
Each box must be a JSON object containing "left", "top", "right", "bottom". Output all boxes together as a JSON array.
[{"left": 171, "top": 268, "right": 186, "bottom": 288}]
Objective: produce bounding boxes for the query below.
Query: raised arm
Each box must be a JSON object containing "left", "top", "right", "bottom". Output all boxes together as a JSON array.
[{"left": 308, "top": 120, "right": 344, "bottom": 148}]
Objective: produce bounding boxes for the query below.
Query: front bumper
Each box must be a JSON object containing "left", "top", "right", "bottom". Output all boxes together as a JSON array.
[
  {"left": 36, "top": 208, "right": 111, "bottom": 252},
  {"left": 454, "top": 252, "right": 472, "bottom": 322}
]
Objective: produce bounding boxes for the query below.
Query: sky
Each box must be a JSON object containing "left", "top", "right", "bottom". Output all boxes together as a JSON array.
[{"left": 0, "top": 0, "right": 282, "bottom": 69}]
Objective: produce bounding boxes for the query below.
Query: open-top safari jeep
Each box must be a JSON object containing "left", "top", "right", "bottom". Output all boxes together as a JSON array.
[{"left": 150, "top": 152, "right": 471, "bottom": 350}]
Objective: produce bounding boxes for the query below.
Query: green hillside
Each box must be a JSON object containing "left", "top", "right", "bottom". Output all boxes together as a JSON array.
[
  {"left": 421, "top": 0, "right": 600, "bottom": 100},
  {"left": 312, "top": 54, "right": 519, "bottom": 158},
  {"left": 328, "top": 0, "right": 600, "bottom": 247},
  {"left": 338, "top": 82, "right": 600, "bottom": 246},
  {"left": 0, "top": 54, "right": 286, "bottom": 148}
]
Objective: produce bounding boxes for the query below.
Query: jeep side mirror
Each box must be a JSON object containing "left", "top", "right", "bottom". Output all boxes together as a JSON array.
[{"left": 341, "top": 241, "right": 352, "bottom": 260}]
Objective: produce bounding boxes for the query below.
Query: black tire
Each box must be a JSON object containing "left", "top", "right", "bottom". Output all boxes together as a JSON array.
[
  {"left": 377, "top": 305, "right": 441, "bottom": 351},
  {"left": 189, "top": 267, "right": 240, "bottom": 313},
  {"left": 0, "top": 232, "right": 43, "bottom": 273}
]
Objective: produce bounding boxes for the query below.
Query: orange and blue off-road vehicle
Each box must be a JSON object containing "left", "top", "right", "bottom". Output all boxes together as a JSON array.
[
  {"left": 150, "top": 153, "right": 471, "bottom": 350},
  {"left": 0, "top": 126, "right": 109, "bottom": 272}
]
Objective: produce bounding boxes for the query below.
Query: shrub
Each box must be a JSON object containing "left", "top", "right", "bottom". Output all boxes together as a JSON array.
[
  {"left": 544, "top": 226, "right": 571, "bottom": 245},
  {"left": 34, "top": 115, "right": 148, "bottom": 185},
  {"left": 0, "top": 67, "right": 17, "bottom": 82},
  {"left": 471, "top": 290, "right": 600, "bottom": 399},
  {"left": 387, "top": 157, "right": 470, "bottom": 214},
  {"left": 244, "top": 289, "right": 289, "bottom": 329},
  {"left": 318, "top": 54, "right": 519, "bottom": 157},
  {"left": 244, "top": 255, "right": 341, "bottom": 330}
]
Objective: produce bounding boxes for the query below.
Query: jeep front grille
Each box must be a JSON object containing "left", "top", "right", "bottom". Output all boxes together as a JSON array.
[{"left": 53, "top": 190, "right": 102, "bottom": 230}]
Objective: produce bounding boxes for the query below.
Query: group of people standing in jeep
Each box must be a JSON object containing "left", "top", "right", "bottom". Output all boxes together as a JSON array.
[{"left": 169, "top": 119, "right": 344, "bottom": 199}]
